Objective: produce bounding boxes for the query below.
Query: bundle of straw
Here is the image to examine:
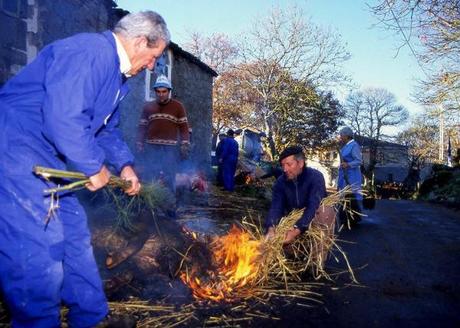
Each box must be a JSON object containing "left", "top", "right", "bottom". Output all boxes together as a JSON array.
[
  {"left": 33, "top": 166, "right": 174, "bottom": 230},
  {"left": 252, "top": 186, "right": 358, "bottom": 285},
  {"left": 178, "top": 187, "right": 357, "bottom": 305}
]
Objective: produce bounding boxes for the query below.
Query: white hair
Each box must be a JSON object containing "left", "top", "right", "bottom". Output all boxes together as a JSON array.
[{"left": 114, "top": 11, "right": 170, "bottom": 46}]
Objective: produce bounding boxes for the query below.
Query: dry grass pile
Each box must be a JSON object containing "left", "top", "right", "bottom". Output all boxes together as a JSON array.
[{"left": 104, "top": 189, "right": 357, "bottom": 327}]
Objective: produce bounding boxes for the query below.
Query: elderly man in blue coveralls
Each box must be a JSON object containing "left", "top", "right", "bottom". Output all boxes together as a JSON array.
[
  {"left": 0, "top": 11, "right": 169, "bottom": 327},
  {"left": 337, "top": 126, "right": 363, "bottom": 224}
]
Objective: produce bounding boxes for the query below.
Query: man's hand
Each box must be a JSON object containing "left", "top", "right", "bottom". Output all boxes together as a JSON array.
[
  {"left": 120, "top": 165, "right": 141, "bottom": 196},
  {"left": 265, "top": 226, "right": 276, "bottom": 241},
  {"left": 180, "top": 143, "right": 190, "bottom": 160},
  {"left": 86, "top": 165, "right": 111, "bottom": 192},
  {"left": 283, "top": 227, "right": 301, "bottom": 245},
  {"left": 340, "top": 161, "right": 349, "bottom": 168}
]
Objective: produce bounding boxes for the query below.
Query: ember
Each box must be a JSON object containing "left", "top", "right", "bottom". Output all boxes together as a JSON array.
[
  {"left": 243, "top": 174, "right": 251, "bottom": 185},
  {"left": 181, "top": 225, "right": 262, "bottom": 301}
]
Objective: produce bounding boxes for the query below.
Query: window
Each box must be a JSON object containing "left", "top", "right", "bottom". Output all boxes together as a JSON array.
[{"left": 144, "top": 49, "right": 172, "bottom": 101}]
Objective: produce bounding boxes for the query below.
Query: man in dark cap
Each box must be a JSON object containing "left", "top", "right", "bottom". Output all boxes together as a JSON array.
[
  {"left": 218, "top": 129, "right": 239, "bottom": 191},
  {"left": 265, "top": 146, "right": 334, "bottom": 244}
]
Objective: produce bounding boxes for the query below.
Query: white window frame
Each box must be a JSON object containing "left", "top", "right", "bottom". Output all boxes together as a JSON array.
[{"left": 144, "top": 49, "right": 173, "bottom": 101}]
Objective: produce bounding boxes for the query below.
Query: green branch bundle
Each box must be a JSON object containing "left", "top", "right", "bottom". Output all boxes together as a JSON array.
[{"left": 33, "top": 166, "right": 174, "bottom": 231}]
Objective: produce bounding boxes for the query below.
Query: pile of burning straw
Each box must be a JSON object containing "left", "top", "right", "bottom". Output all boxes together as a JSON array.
[
  {"left": 103, "top": 189, "right": 358, "bottom": 327},
  {"left": 179, "top": 188, "right": 357, "bottom": 303},
  {"left": 35, "top": 166, "right": 358, "bottom": 327}
]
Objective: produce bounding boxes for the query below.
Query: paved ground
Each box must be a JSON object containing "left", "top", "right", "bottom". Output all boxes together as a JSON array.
[
  {"left": 299, "top": 199, "right": 460, "bottom": 328},
  {"left": 176, "top": 194, "right": 460, "bottom": 327},
  {"left": 1, "top": 192, "right": 459, "bottom": 327}
]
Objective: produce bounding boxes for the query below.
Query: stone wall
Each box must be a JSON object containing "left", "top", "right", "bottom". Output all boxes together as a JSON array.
[
  {"left": 171, "top": 54, "right": 214, "bottom": 171},
  {"left": 0, "top": 0, "right": 28, "bottom": 85},
  {"left": 118, "top": 72, "right": 146, "bottom": 151},
  {"left": 118, "top": 54, "right": 214, "bottom": 174},
  {"left": 1, "top": 1, "right": 215, "bottom": 173},
  {"left": 35, "top": 0, "right": 111, "bottom": 49},
  {"left": 0, "top": 0, "right": 112, "bottom": 85}
]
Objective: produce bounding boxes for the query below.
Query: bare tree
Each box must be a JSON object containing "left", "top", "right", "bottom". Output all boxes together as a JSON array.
[
  {"left": 183, "top": 32, "right": 239, "bottom": 74},
  {"left": 370, "top": 0, "right": 460, "bottom": 117},
  {"left": 182, "top": 32, "right": 241, "bottom": 138},
  {"left": 344, "top": 87, "right": 409, "bottom": 175},
  {"left": 236, "top": 6, "right": 350, "bottom": 157},
  {"left": 397, "top": 115, "right": 438, "bottom": 170}
]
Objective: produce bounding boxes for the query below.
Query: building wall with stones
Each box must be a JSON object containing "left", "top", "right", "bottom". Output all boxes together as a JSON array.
[
  {"left": 119, "top": 48, "right": 216, "bottom": 175},
  {"left": 0, "top": 0, "right": 29, "bottom": 85},
  {"left": 0, "top": 0, "right": 113, "bottom": 86},
  {"left": 1, "top": 1, "right": 215, "bottom": 174},
  {"left": 171, "top": 52, "right": 215, "bottom": 172}
]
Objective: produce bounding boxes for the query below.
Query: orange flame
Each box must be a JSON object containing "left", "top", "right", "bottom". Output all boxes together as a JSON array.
[
  {"left": 245, "top": 175, "right": 253, "bottom": 184},
  {"left": 181, "top": 225, "right": 262, "bottom": 301}
]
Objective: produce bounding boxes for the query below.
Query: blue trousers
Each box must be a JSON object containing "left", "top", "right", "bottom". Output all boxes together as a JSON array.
[
  {"left": 141, "top": 144, "right": 179, "bottom": 196},
  {"left": 222, "top": 160, "right": 237, "bottom": 191},
  {"left": 0, "top": 171, "right": 108, "bottom": 328}
]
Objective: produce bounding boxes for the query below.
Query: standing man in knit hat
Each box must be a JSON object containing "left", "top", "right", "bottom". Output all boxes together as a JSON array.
[
  {"left": 265, "top": 146, "right": 335, "bottom": 247},
  {"left": 137, "top": 75, "right": 190, "bottom": 218}
]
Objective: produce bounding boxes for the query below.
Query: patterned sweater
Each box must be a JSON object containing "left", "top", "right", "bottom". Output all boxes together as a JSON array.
[{"left": 137, "top": 99, "right": 190, "bottom": 146}]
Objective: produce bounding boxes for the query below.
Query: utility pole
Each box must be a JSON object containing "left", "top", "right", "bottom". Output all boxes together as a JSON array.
[{"left": 439, "top": 105, "right": 444, "bottom": 162}]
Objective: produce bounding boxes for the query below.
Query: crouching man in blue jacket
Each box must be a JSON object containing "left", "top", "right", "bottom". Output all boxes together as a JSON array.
[
  {"left": 265, "top": 146, "right": 336, "bottom": 247},
  {"left": 0, "top": 11, "right": 169, "bottom": 328}
]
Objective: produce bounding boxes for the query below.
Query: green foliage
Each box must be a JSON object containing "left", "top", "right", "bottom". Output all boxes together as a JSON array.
[
  {"left": 105, "top": 182, "right": 175, "bottom": 232},
  {"left": 271, "top": 76, "right": 342, "bottom": 155},
  {"left": 418, "top": 168, "right": 460, "bottom": 204}
]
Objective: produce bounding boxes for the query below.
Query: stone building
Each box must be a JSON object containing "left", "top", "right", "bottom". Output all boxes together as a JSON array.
[
  {"left": 0, "top": 0, "right": 114, "bottom": 85},
  {"left": 0, "top": 0, "right": 216, "bottom": 172},
  {"left": 120, "top": 41, "right": 217, "bottom": 173}
]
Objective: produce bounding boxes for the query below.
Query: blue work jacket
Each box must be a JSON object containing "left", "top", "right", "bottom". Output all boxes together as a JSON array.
[
  {"left": 219, "top": 137, "right": 239, "bottom": 163},
  {"left": 337, "top": 139, "right": 362, "bottom": 200},
  {"left": 265, "top": 167, "right": 326, "bottom": 232},
  {"left": 0, "top": 31, "right": 133, "bottom": 177}
]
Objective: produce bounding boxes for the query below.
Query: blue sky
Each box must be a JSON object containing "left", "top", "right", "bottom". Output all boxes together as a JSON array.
[{"left": 116, "top": 0, "right": 424, "bottom": 116}]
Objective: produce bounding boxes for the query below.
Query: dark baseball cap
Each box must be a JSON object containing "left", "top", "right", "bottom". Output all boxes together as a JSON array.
[{"left": 279, "top": 146, "right": 304, "bottom": 162}]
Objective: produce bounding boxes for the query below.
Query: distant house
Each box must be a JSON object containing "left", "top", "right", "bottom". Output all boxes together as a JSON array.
[
  {"left": 308, "top": 136, "right": 409, "bottom": 188},
  {"left": 234, "top": 128, "right": 265, "bottom": 162},
  {"left": 0, "top": 0, "right": 217, "bottom": 172}
]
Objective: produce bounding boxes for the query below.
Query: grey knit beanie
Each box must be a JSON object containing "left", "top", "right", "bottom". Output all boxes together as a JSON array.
[{"left": 339, "top": 126, "right": 354, "bottom": 137}]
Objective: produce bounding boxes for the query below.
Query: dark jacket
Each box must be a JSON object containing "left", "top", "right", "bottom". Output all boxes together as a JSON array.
[
  {"left": 265, "top": 167, "right": 326, "bottom": 232},
  {"left": 219, "top": 137, "right": 239, "bottom": 163}
]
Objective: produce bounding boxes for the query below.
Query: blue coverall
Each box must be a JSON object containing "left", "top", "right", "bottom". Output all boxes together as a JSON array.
[
  {"left": 338, "top": 139, "right": 363, "bottom": 208},
  {"left": 215, "top": 138, "right": 225, "bottom": 185},
  {"left": 0, "top": 31, "right": 133, "bottom": 327},
  {"left": 219, "top": 137, "right": 239, "bottom": 191}
]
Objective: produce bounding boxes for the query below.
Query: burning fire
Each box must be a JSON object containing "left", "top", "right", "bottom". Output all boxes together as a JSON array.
[
  {"left": 245, "top": 174, "right": 253, "bottom": 185},
  {"left": 180, "top": 225, "right": 262, "bottom": 301}
]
